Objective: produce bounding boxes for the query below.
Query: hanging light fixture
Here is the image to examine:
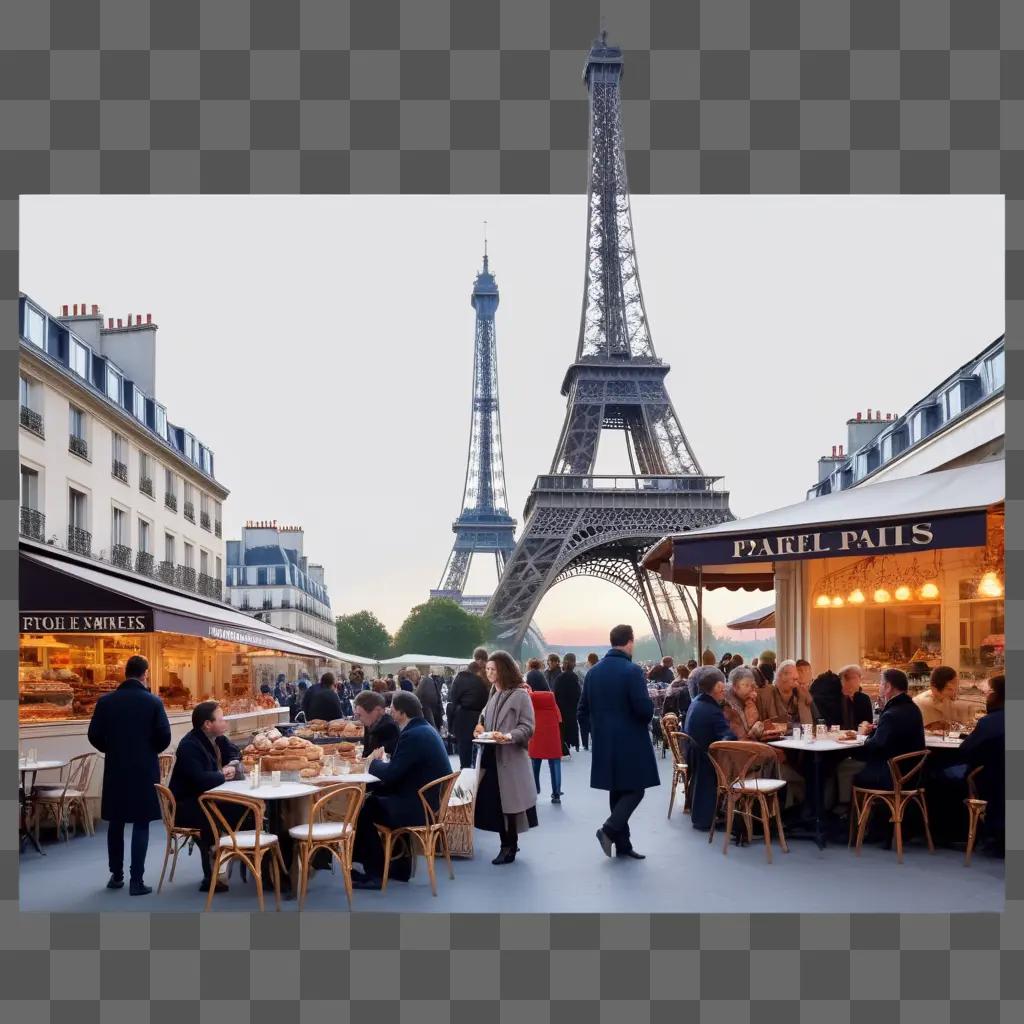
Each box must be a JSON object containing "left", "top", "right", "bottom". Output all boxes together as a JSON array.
[
  {"left": 977, "top": 571, "right": 1003, "bottom": 598},
  {"left": 894, "top": 584, "right": 912, "bottom": 601},
  {"left": 873, "top": 587, "right": 891, "bottom": 603},
  {"left": 831, "top": 595, "right": 844, "bottom": 608},
  {"left": 815, "top": 593, "right": 831, "bottom": 609},
  {"left": 848, "top": 588, "right": 866, "bottom": 604},
  {"left": 919, "top": 580, "right": 940, "bottom": 599}
]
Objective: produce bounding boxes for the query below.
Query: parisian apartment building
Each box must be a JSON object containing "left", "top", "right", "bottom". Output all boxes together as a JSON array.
[
  {"left": 18, "top": 295, "right": 228, "bottom": 599},
  {"left": 225, "top": 522, "right": 336, "bottom": 646}
]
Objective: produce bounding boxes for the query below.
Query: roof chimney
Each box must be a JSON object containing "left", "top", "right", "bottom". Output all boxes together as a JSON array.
[
  {"left": 839, "top": 445, "right": 844, "bottom": 456},
  {"left": 116, "top": 318, "right": 123, "bottom": 328},
  {"left": 146, "top": 313, "right": 152, "bottom": 324},
  {"left": 72, "top": 304, "right": 78, "bottom": 315},
  {"left": 91, "top": 304, "right": 99, "bottom": 315},
  {"left": 856, "top": 411, "right": 862, "bottom": 421},
  {"left": 62, "top": 304, "right": 69, "bottom": 316},
  {"left": 107, "top": 317, "right": 113, "bottom": 329}
]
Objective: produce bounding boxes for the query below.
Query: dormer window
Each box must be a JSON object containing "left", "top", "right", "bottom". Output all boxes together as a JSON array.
[{"left": 70, "top": 339, "right": 90, "bottom": 379}]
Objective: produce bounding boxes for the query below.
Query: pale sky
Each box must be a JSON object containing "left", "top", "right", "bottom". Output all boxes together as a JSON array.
[{"left": 21, "top": 194, "right": 1004, "bottom": 644}]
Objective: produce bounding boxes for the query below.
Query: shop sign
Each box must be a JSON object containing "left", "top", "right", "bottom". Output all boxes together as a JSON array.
[
  {"left": 207, "top": 624, "right": 275, "bottom": 647},
  {"left": 20, "top": 611, "right": 153, "bottom": 633},
  {"left": 673, "top": 511, "right": 988, "bottom": 567}
]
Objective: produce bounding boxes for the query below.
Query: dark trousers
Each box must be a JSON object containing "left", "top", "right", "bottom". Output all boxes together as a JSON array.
[
  {"left": 532, "top": 758, "right": 562, "bottom": 795},
  {"left": 352, "top": 796, "right": 414, "bottom": 882},
  {"left": 579, "top": 716, "right": 590, "bottom": 750},
  {"left": 499, "top": 820, "right": 519, "bottom": 850},
  {"left": 603, "top": 789, "right": 644, "bottom": 850},
  {"left": 456, "top": 724, "right": 477, "bottom": 769},
  {"left": 107, "top": 820, "right": 149, "bottom": 882}
]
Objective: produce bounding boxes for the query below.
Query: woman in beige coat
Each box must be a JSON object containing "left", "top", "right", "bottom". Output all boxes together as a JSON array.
[{"left": 473, "top": 651, "right": 537, "bottom": 864}]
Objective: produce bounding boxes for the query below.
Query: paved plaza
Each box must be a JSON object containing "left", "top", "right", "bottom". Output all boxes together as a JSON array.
[{"left": 20, "top": 749, "right": 1003, "bottom": 914}]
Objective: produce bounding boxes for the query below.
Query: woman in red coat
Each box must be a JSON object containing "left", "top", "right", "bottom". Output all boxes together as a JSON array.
[{"left": 526, "top": 666, "right": 564, "bottom": 803}]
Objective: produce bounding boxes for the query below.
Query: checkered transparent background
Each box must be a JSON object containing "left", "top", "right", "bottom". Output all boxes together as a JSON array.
[{"left": 0, "top": 1, "right": 1020, "bottom": 1019}]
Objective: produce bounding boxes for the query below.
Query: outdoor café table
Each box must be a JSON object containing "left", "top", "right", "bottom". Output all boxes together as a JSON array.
[
  {"left": 208, "top": 779, "right": 317, "bottom": 895},
  {"left": 18, "top": 759, "right": 66, "bottom": 855}
]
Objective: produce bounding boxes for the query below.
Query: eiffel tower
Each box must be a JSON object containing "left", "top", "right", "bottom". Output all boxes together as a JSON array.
[
  {"left": 485, "top": 32, "right": 734, "bottom": 656},
  {"left": 431, "top": 241, "right": 517, "bottom": 613}
]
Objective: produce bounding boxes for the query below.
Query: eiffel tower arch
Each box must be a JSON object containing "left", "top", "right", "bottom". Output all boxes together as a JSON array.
[{"left": 485, "top": 32, "right": 734, "bottom": 656}]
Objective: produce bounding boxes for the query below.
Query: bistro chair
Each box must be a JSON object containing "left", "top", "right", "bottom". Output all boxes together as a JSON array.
[
  {"left": 159, "top": 753, "right": 175, "bottom": 786},
  {"left": 663, "top": 727, "right": 690, "bottom": 819},
  {"left": 33, "top": 753, "right": 96, "bottom": 843},
  {"left": 198, "top": 791, "right": 287, "bottom": 912},
  {"left": 708, "top": 741, "right": 788, "bottom": 863},
  {"left": 660, "top": 713, "right": 679, "bottom": 759},
  {"left": 850, "top": 750, "right": 935, "bottom": 863},
  {"left": 964, "top": 765, "right": 988, "bottom": 867},
  {"left": 376, "top": 771, "right": 460, "bottom": 896},
  {"left": 442, "top": 768, "right": 485, "bottom": 858},
  {"left": 154, "top": 784, "right": 201, "bottom": 894},
  {"left": 288, "top": 783, "right": 365, "bottom": 909}
]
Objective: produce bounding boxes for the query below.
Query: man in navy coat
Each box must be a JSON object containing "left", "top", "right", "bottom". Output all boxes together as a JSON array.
[
  {"left": 683, "top": 667, "right": 736, "bottom": 831},
  {"left": 87, "top": 655, "right": 171, "bottom": 895},
  {"left": 352, "top": 691, "right": 453, "bottom": 889},
  {"left": 851, "top": 668, "right": 925, "bottom": 789},
  {"left": 578, "top": 624, "right": 660, "bottom": 860}
]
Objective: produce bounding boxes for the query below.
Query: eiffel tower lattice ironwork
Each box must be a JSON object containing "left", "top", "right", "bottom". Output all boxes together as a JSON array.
[
  {"left": 485, "top": 32, "right": 734, "bottom": 656},
  {"left": 431, "top": 243, "right": 518, "bottom": 613}
]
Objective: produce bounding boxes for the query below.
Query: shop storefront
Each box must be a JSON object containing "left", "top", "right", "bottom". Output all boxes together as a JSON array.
[
  {"left": 17, "top": 542, "right": 361, "bottom": 791},
  {"left": 643, "top": 460, "right": 1004, "bottom": 703}
]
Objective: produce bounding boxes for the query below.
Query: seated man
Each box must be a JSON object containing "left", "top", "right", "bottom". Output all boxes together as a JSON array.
[
  {"left": 756, "top": 659, "right": 818, "bottom": 727},
  {"left": 851, "top": 668, "right": 925, "bottom": 790},
  {"left": 683, "top": 667, "right": 736, "bottom": 832},
  {"left": 351, "top": 692, "right": 453, "bottom": 890},
  {"left": 353, "top": 690, "right": 400, "bottom": 757},
  {"left": 914, "top": 666, "right": 974, "bottom": 730},
  {"left": 831, "top": 665, "right": 875, "bottom": 808},
  {"left": 941, "top": 674, "right": 1004, "bottom": 854},
  {"left": 168, "top": 701, "right": 241, "bottom": 893}
]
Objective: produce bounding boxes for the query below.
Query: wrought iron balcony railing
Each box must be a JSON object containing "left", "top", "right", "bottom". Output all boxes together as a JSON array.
[
  {"left": 68, "top": 526, "right": 91, "bottom": 556},
  {"left": 157, "top": 560, "right": 176, "bottom": 584},
  {"left": 112, "top": 460, "right": 128, "bottom": 483},
  {"left": 175, "top": 565, "right": 197, "bottom": 592},
  {"left": 19, "top": 506, "right": 45, "bottom": 542},
  {"left": 20, "top": 405, "right": 44, "bottom": 437},
  {"left": 68, "top": 435, "right": 89, "bottom": 460},
  {"left": 140, "top": 476, "right": 154, "bottom": 498},
  {"left": 135, "top": 551, "right": 155, "bottom": 577},
  {"left": 183, "top": 502, "right": 195, "bottom": 523},
  {"left": 214, "top": 520, "right": 222, "bottom": 538},
  {"left": 200, "top": 511, "right": 211, "bottom": 531},
  {"left": 197, "top": 573, "right": 221, "bottom": 599},
  {"left": 111, "top": 543, "right": 133, "bottom": 569},
  {"left": 165, "top": 492, "right": 178, "bottom": 512}
]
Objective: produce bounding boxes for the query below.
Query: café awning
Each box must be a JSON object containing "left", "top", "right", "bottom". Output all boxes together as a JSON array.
[
  {"left": 726, "top": 604, "right": 776, "bottom": 631},
  {"left": 643, "top": 459, "right": 1004, "bottom": 590},
  {"left": 375, "top": 653, "right": 475, "bottom": 669},
  {"left": 19, "top": 542, "right": 371, "bottom": 664}
]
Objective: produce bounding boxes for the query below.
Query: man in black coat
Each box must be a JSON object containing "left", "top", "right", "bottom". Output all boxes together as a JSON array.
[
  {"left": 683, "top": 668, "right": 736, "bottom": 831},
  {"left": 578, "top": 625, "right": 660, "bottom": 859},
  {"left": 354, "top": 690, "right": 400, "bottom": 756},
  {"left": 352, "top": 692, "right": 454, "bottom": 889},
  {"left": 168, "top": 701, "right": 241, "bottom": 892},
  {"left": 647, "top": 656, "right": 676, "bottom": 687},
  {"left": 448, "top": 652, "right": 490, "bottom": 768},
  {"left": 851, "top": 668, "right": 925, "bottom": 789},
  {"left": 302, "top": 672, "right": 345, "bottom": 722},
  {"left": 87, "top": 655, "right": 171, "bottom": 895},
  {"left": 414, "top": 669, "right": 445, "bottom": 731}
]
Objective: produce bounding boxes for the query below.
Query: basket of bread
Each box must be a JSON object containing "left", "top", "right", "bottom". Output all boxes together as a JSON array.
[{"left": 240, "top": 727, "right": 326, "bottom": 779}]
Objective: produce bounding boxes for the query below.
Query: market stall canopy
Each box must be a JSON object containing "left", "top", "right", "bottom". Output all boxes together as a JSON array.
[
  {"left": 19, "top": 542, "right": 373, "bottom": 665},
  {"left": 375, "top": 653, "right": 477, "bottom": 669},
  {"left": 643, "top": 459, "right": 1004, "bottom": 590},
  {"left": 726, "top": 604, "right": 776, "bottom": 631}
]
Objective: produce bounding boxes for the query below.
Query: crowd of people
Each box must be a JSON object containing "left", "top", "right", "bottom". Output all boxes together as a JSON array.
[{"left": 78, "top": 632, "right": 1004, "bottom": 900}]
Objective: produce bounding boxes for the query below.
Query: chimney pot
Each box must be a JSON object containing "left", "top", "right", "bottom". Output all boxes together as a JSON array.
[
  {"left": 107, "top": 317, "right": 113, "bottom": 329},
  {"left": 72, "top": 304, "right": 78, "bottom": 316},
  {"left": 117, "top": 318, "right": 123, "bottom": 328},
  {"left": 856, "top": 411, "right": 862, "bottom": 421},
  {"left": 91, "top": 304, "right": 98, "bottom": 315},
  {"left": 146, "top": 313, "right": 152, "bottom": 324},
  {"left": 839, "top": 445, "right": 844, "bottom": 456},
  {"left": 62, "top": 304, "right": 69, "bottom": 316},
  {"left": 136, "top": 313, "right": 142, "bottom": 325}
]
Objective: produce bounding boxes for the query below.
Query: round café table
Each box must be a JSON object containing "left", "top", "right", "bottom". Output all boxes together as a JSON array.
[{"left": 18, "top": 759, "right": 66, "bottom": 855}]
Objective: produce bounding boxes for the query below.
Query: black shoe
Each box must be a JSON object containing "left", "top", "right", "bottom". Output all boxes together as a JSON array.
[
  {"left": 107, "top": 874, "right": 124, "bottom": 890},
  {"left": 617, "top": 848, "right": 646, "bottom": 860},
  {"left": 551, "top": 793, "right": 561, "bottom": 804},
  {"left": 129, "top": 880, "right": 152, "bottom": 896},
  {"left": 596, "top": 828, "right": 613, "bottom": 858},
  {"left": 199, "top": 879, "right": 229, "bottom": 894},
  {"left": 491, "top": 846, "right": 518, "bottom": 865},
  {"left": 351, "top": 875, "right": 383, "bottom": 891}
]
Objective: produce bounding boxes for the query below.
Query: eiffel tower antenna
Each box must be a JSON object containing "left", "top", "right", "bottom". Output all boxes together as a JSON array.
[
  {"left": 483, "top": 220, "right": 488, "bottom": 268},
  {"left": 485, "top": 31, "right": 734, "bottom": 657}
]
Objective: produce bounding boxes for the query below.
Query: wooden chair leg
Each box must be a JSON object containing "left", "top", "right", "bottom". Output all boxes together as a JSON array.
[
  {"left": 915, "top": 794, "right": 935, "bottom": 854},
  {"left": 757, "top": 793, "right": 773, "bottom": 864},
  {"left": 667, "top": 774, "right": 676, "bottom": 819},
  {"left": 439, "top": 828, "right": 455, "bottom": 881},
  {"left": 424, "top": 835, "right": 438, "bottom": 897},
  {"left": 742, "top": 801, "right": 754, "bottom": 844},
  {"left": 269, "top": 849, "right": 282, "bottom": 912},
  {"left": 297, "top": 845, "right": 309, "bottom": 910},
  {"left": 892, "top": 801, "right": 904, "bottom": 863},
  {"left": 158, "top": 835, "right": 172, "bottom": 894},
  {"left": 772, "top": 795, "right": 789, "bottom": 853},
  {"left": 965, "top": 806, "right": 982, "bottom": 867},
  {"left": 848, "top": 790, "right": 859, "bottom": 847},
  {"left": 338, "top": 845, "right": 354, "bottom": 909},
  {"left": 708, "top": 791, "right": 723, "bottom": 846},
  {"left": 379, "top": 830, "right": 394, "bottom": 892},
  {"left": 254, "top": 853, "right": 265, "bottom": 912},
  {"left": 854, "top": 794, "right": 875, "bottom": 855},
  {"left": 720, "top": 794, "right": 735, "bottom": 855},
  {"left": 206, "top": 850, "right": 222, "bottom": 911}
]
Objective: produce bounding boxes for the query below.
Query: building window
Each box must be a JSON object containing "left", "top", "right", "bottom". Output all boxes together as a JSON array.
[
  {"left": 183, "top": 482, "right": 195, "bottom": 522},
  {"left": 19, "top": 375, "right": 44, "bottom": 436},
  {"left": 112, "top": 432, "right": 128, "bottom": 483},
  {"left": 945, "top": 385, "right": 962, "bottom": 419},
  {"left": 70, "top": 339, "right": 90, "bottom": 379},
  {"left": 138, "top": 518, "right": 151, "bottom": 555},
  {"left": 165, "top": 468, "right": 178, "bottom": 511},
  {"left": 165, "top": 533, "right": 175, "bottom": 564},
  {"left": 139, "top": 452, "right": 154, "bottom": 497},
  {"left": 68, "top": 405, "right": 88, "bottom": 459},
  {"left": 200, "top": 493, "right": 211, "bottom": 530},
  {"left": 155, "top": 405, "right": 167, "bottom": 439},
  {"left": 106, "top": 366, "right": 122, "bottom": 404},
  {"left": 985, "top": 350, "right": 1004, "bottom": 391},
  {"left": 200, "top": 447, "right": 212, "bottom": 475},
  {"left": 20, "top": 466, "right": 43, "bottom": 541},
  {"left": 183, "top": 542, "right": 194, "bottom": 569},
  {"left": 68, "top": 488, "right": 90, "bottom": 554},
  {"left": 257, "top": 568, "right": 268, "bottom": 586},
  {"left": 23, "top": 303, "right": 45, "bottom": 348},
  {"left": 20, "top": 465, "right": 39, "bottom": 510},
  {"left": 200, "top": 550, "right": 209, "bottom": 576},
  {"left": 213, "top": 500, "right": 222, "bottom": 537},
  {"left": 111, "top": 506, "right": 127, "bottom": 546},
  {"left": 215, "top": 556, "right": 222, "bottom": 584},
  {"left": 275, "top": 566, "right": 286, "bottom": 585},
  {"left": 133, "top": 388, "right": 147, "bottom": 423}
]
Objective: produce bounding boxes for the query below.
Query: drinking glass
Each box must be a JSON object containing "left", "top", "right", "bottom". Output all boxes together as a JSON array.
[
  {"left": 28, "top": 748, "right": 37, "bottom": 764},
  {"left": 271, "top": 770, "right": 281, "bottom": 788},
  {"left": 340, "top": 761, "right": 350, "bottom": 775},
  {"left": 791, "top": 725, "right": 802, "bottom": 741},
  {"left": 830, "top": 724, "right": 840, "bottom": 734},
  {"left": 948, "top": 723, "right": 962, "bottom": 742}
]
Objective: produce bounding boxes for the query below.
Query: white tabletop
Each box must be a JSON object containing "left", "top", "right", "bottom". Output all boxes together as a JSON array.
[
  {"left": 210, "top": 780, "right": 318, "bottom": 801},
  {"left": 307, "top": 773, "right": 379, "bottom": 785},
  {"left": 18, "top": 760, "right": 65, "bottom": 773},
  {"left": 926, "top": 734, "right": 965, "bottom": 748},
  {"left": 770, "top": 733, "right": 963, "bottom": 753}
]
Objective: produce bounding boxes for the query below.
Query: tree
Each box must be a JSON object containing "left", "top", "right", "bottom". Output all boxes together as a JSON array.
[
  {"left": 335, "top": 610, "right": 392, "bottom": 660},
  {"left": 392, "top": 599, "right": 486, "bottom": 658}
]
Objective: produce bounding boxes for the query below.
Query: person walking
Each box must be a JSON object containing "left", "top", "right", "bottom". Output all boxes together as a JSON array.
[
  {"left": 474, "top": 651, "right": 537, "bottom": 864},
  {"left": 527, "top": 672, "right": 564, "bottom": 802},
  {"left": 448, "top": 649, "right": 491, "bottom": 768},
  {"left": 578, "top": 625, "right": 660, "bottom": 860},
  {"left": 544, "top": 653, "right": 562, "bottom": 690},
  {"left": 87, "top": 655, "right": 171, "bottom": 895},
  {"left": 578, "top": 653, "right": 599, "bottom": 750},
  {"left": 414, "top": 667, "right": 445, "bottom": 731},
  {"left": 554, "top": 654, "right": 582, "bottom": 753}
]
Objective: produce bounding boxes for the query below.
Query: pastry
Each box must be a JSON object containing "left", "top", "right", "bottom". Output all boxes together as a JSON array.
[
  {"left": 272, "top": 737, "right": 290, "bottom": 750},
  {"left": 265, "top": 728, "right": 281, "bottom": 741},
  {"left": 299, "top": 767, "right": 319, "bottom": 778}
]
